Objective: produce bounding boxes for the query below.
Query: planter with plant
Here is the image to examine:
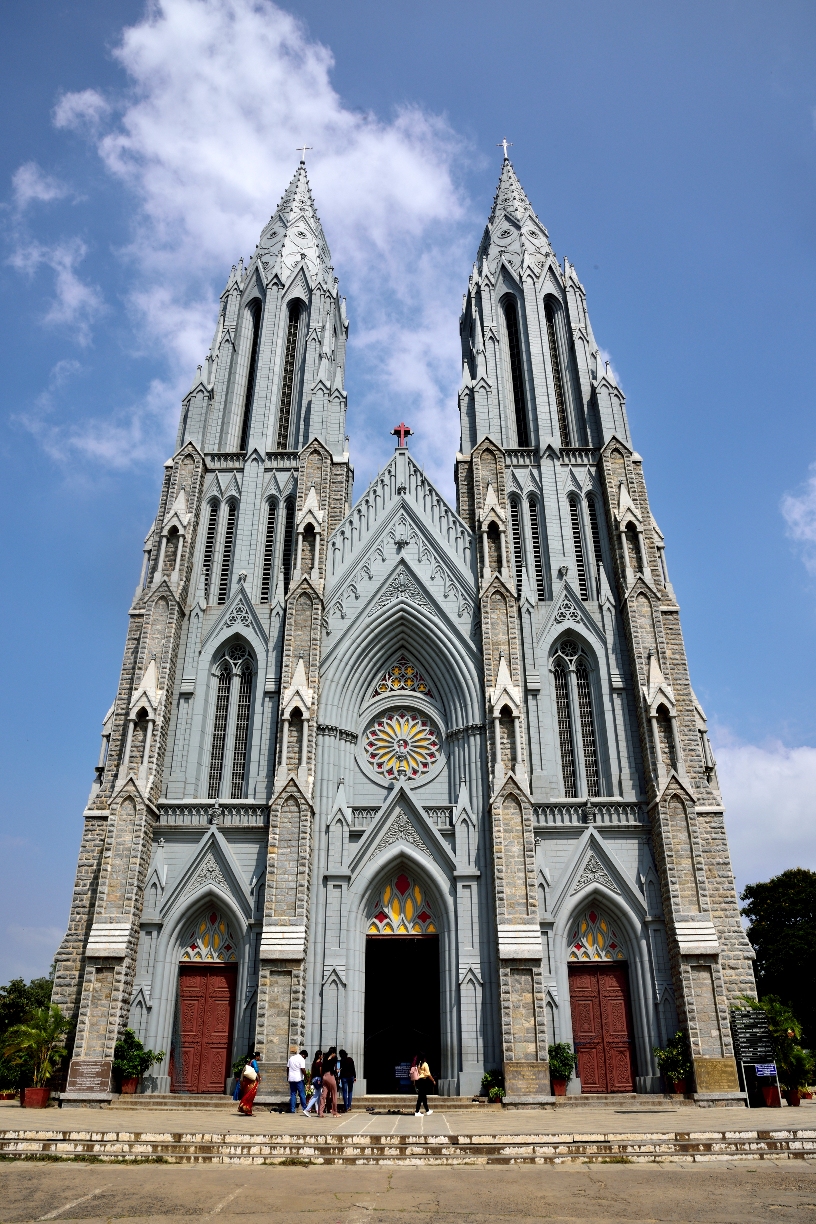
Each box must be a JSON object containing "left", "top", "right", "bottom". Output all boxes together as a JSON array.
[
  {"left": 2, "top": 1004, "right": 71, "bottom": 1107},
  {"left": 653, "top": 1030, "right": 692, "bottom": 1094},
  {"left": 113, "top": 1029, "right": 165, "bottom": 1093},
  {"left": 480, "top": 1070, "right": 505, "bottom": 1102},
  {"left": 548, "top": 1043, "right": 577, "bottom": 1096},
  {"left": 736, "top": 995, "right": 814, "bottom": 1106}
]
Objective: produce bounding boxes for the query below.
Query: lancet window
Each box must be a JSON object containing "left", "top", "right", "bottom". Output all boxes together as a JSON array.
[
  {"left": 545, "top": 300, "right": 571, "bottom": 447},
  {"left": 502, "top": 297, "right": 530, "bottom": 447},
  {"left": 569, "top": 498, "right": 589, "bottom": 600},
  {"left": 276, "top": 300, "right": 302, "bottom": 450},
  {"left": 551, "top": 639, "right": 601, "bottom": 798},
  {"left": 260, "top": 500, "right": 277, "bottom": 603},
  {"left": 239, "top": 299, "right": 262, "bottom": 451},
  {"left": 281, "top": 499, "right": 295, "bottom": 595},
  {"left": 367, "top": 873, "right": 437, "bottom": 936},
  {"left": 207, "top": 641, "right": 255, "bottom": 800},
  {"left": 568, "top": 906, "right": 625, "bottom": 962},
  {"left": 217, "top": 502, "right": 237, "bottom": 605},
  {"left": 201, "top": 501, "right": 219, "bottom": 602},
  {"left": 586, "top": 496, "right": 604, "bottom": 588},
  {"left": 509, "top": 499, "right": 524, "bottom": 597},
  {"left": 528, "top": 497, "right": 547, "bottom": 599}
]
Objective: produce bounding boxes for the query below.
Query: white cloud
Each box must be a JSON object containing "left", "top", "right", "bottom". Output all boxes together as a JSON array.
[
  {"left": 53, "top": 88, "right": 111, "bottom": 133},
  {"left": 781, "top": 463, "right": 816, "bottom": 572},
  {"left": 11, "top": 162, "right": 71, "bottom": 210},
  {"left": 8, "top": 237, "right": 103, "bottom": 345},
  {"left": 713, "top": 730, "right": 816, "bottom": 895},
  {"left": 47, "top": 0, "right": 474, "bottom": 487}
]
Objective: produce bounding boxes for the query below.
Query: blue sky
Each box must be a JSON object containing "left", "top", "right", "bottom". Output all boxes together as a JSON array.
[{"left": 1, "top": 0, "right": 815, "bottom": 980}]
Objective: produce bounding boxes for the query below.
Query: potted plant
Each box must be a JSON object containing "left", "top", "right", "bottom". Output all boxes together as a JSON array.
[
  {"left": 480, "top": 1070, "right": 505, "bottom": 1102},
  {"left": 2, "top": 1005, "right": 70, "bottom": 1107},
  {"left": 653, "top": 1030, "right": 692, "bottom": 1094},
  {"left": 779, "top": 1046, "right": 814, "bottom": 1107},
  {"left": 113, "top": 1029, "right": 165, "bottom": 1094},
  {"left": 548, "top": 1043, "right": 577, "bottom": 1096}
]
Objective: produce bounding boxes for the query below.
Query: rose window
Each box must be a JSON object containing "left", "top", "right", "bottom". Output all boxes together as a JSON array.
[
  {"left": 181, "top": 910, "right": 238, "bottom": 962},
  {"left": 367, "top": 873, "right": 436, "bottom": 935},
  {"left": 371, "top": 655, "right": 432, "bottom": 699},
  {"left": 568, "top": 907, "right": 626, "bottom": 962},
  {"left": 363, "top": 710, "right": 441, "bottom": 781}
]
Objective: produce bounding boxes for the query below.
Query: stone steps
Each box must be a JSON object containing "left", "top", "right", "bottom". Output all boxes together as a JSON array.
[
  {"left": 2, "top": 1126, "right": 816, "bottom": 1165},
  {"left": 84, "top": 1092, "right": 693, "bottom": 1113}
]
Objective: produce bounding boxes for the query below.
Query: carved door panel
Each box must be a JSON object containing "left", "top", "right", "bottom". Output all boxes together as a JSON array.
[
  {"left": 177, "top": 966, "right": 237, "bottom": 1093},
  {"left": 598, "top": 966, "right": 635, "bottom": 1092},
  {"left": 568, "top": 967, "right": 606, "bottom": 1092}
]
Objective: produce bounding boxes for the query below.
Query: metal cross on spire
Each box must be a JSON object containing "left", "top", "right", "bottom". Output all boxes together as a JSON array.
[
  {"left": 297, "top": 144, "right": 313, "bottom": 164},
  {"left": 497, "top": 138, "right": 513, "bottom": 160},
  {"left": 391, "top": 422, "right": 412, "bottom": 448}
]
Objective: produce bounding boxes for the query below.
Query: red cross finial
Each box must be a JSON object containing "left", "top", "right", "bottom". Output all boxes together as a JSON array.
[{"left": 391, "top": 422, "right": 412, "bottom": 447}]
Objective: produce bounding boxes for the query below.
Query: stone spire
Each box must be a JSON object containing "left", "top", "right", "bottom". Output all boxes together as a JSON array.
[
  {"left": 488, "top": 157, "right": 542, "bottom": 228},
  {"left": 255, "top": 162, "right": 333, "bottom": 287}
]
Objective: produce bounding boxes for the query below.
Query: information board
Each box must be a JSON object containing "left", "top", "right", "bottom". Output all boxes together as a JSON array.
[{"left": 731, "top": 1009, "right": 775, "bottom": 1062}]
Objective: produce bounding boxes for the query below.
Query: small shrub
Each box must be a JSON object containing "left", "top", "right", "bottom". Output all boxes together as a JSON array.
[
  {"left": 548, "top": 1042, "right": 577, "bottom": 1082},
  {"left": 112, "top": 1029, "right": 165, "bottom": 1080},
  {"left": 653, "top": 1030, "right": 692, "bottom": 1085}
]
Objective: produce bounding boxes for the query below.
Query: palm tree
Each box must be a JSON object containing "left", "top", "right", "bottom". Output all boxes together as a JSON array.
[{"left": 3, "top": 1005, "right": 70, "bottom": 1087}]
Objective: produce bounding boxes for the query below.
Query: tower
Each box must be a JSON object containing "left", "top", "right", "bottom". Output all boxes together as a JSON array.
[{"left": 54, "top": 155, "right": 754, "bottom": 1105}]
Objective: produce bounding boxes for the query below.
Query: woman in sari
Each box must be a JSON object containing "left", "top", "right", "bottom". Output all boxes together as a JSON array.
[{"left": 237, "top": 1052, "right": 261, "bottom": 1116}]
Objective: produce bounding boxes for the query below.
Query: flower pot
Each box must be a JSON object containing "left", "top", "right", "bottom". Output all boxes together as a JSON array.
[
  {"left": 802, "top": 1092, "right": 813, "bottom": 1100},
  {"left": 670, "top": 1080, "right": 687, "bottom": 1095},
  {"left": 22, "top": 1088, "right": 50, "bottom": 1109},
  {"left": 785, "top": 1089, "right": 801, "bottom": 1107},
  {"left": 760, "top": 1084, "right": 781, "bottom": 1108},
  {"left": 551, "top": 1077, "right": 568, "bottom": 1097},
  {"left": 0, "top": 1092, "right": 16, "bottom": 1100},
  {"left": 119, "top": 1077, "right": 139, "bottom": 1095}
]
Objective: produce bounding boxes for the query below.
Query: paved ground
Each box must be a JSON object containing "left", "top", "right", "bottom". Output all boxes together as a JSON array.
[
  {"left": 1, "top": 1159, "right": 816, "bottom": 1222},
  {"left": 3, "top": 1099, "right": 814, "bottom": 1137}
]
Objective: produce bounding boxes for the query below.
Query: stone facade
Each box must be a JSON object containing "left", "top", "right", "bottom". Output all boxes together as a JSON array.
[{"left": 54, "top": 157, "right": 754, "bottom": 1100}]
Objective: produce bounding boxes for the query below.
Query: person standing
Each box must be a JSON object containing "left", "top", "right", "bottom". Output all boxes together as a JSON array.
[
  {"left": 413, "top": 1051, "right": 434, "bottom": 1116},
  {"left": 320, "top": 1046, "right": 340, "bottom": 1117},
  {"left": 303, "top": 1051, "right": 322, "bottom": 1115},
  {"left": 287, "top": 1044, "right": 307, "bottom": 1113},
  {"left": 339, "top": 1049, "right": 356, "bottom": 1113},
  {"left": 237, "top": 1053, "right": 261, "bottom": 1116}
]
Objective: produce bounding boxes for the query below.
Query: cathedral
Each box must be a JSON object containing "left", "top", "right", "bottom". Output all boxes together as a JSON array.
[{"left": 53, "top": 154, "right": 755, "bottom": 1103}]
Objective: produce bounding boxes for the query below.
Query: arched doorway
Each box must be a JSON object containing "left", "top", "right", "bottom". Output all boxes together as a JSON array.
[
  {"left": 363, "top": 870, "right": 441, "bottom": 1093},
  {"left": 567, "top": 906, "right": 635, "bottom": 1093},
  {"left": 171, "top": 909, "right": 238, "bottom": 1094}
]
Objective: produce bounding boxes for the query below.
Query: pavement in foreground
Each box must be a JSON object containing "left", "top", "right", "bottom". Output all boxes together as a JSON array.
[{"left": 1, "top": 1159, "right": 815, "bottom": 1222}]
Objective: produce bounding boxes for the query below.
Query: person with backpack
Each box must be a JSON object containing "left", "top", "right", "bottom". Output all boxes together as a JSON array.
[
  {"left": 303, "top": 1050, "right": 323, "bottom": 1115},
  {"left": 339, "top": 1049, "right": 356, "bottom": 1113},
  {"left": 411, "top": 1051, "right": 434, "bottom": 1116}
]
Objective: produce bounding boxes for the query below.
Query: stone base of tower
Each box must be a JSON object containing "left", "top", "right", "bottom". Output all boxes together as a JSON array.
[{"left": 692, "top": 1056, "right": 741, "bottom": 1093}]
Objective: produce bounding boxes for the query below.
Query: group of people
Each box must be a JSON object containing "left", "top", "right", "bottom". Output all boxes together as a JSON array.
[
  {"left": 235, "top": 1046, "right": 435, "bottom": 1118},
  {"left": 288, "top": 1045, "right": 357, "bottom": 1116}
]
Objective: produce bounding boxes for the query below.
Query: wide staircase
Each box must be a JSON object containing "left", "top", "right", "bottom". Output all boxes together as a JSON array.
[{"left": 93, "top": 1091, "right": 693, "bottom": 1112}]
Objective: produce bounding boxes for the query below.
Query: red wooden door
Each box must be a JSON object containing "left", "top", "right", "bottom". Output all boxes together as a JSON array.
[
  {"left": 568, "top": 965, "right": 635, "bottom": 1093},
  {"left": 177, "top": 966, "right": 237, "bottom": 1093}
]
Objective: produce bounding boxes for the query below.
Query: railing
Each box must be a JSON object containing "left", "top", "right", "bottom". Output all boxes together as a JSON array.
[
  {"left": 533, "top": 800, "right": 646, "bottom": 827},
  {"left": 157, "top": 801, "right": 269, "bottom": 827},
  {"left": 348, "top": 804, "right": 455, "bottom": 829},
  {"left": 265, "top": 451, "right": 300, "bottom": 469},
  {"left": 559, "top": 447, "right": 599, "bottom": 465},
  {"left": 204, "top": 452, "right": 246, "bottom": 470},
  {"left": 504, "top": 448, "right": 539, "bottom": 467}
]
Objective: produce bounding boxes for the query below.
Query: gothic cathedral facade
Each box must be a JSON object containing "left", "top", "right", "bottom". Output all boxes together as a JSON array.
[{"left": 54, "top": 157, "right": 755, "bottom": 1101}]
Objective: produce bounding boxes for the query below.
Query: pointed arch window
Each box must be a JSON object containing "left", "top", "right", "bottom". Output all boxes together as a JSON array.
[
  {"left": 528, "top": 497, "right": 547, "bottom": 600},
  {"left": 569, "top": 498, "right": 589, "bottom": 600},
  {"left": 181, "top": 910, "right": 238, "bottom": 963},
  {"left": 367, "top": 873, "right": 436, "bottom": 936},
  {"left": 551, "top": 638, "right": 602, "bottom": 798},
  {"left": 586, "top": 496, "right": 604, "bottom": 590},
  {"left": 569, "top": 906, "right": 625, "bottom": 962},
  {"left": 276, "top": 300, "right": 302, "bottom": 450},
  {"left": 201, "top": 501, "right": 219, "bottom": 602},
  {"left": 281, "top": 499, "right": 295, "bottom": 595},
  {"left": 207, "top": 642, "right": 255, "bottom": 800},
  {"left": 545, "top": 300, "right": 571, "bottom": 447},
  {"left": 625, "top": 523, "right": 643, "bottom": 575},
  {"left": 239, "top": 299, "right": 262, "bottom": 451},
  {"left": 502, "top": 297, "right": 530, "bottom": 447},
  {"left": 217, "top": 502, "right": 237, "bottom": 605},
  {"left": 260, "top": 500, "right": 277, "bottom": 603},
  {"left": 509, "top": 498, "right": 524, "bottom": 597}
]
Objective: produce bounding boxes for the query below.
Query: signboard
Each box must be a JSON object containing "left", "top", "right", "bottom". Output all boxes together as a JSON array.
[
  {"left": 731, "top": 1009, "right": 775, "bottom": 1062},
  {"left": 754, "top": 1063, "right": 777, "bottom": 1078},
  {"left": 394, "top": 1063, "right": 411, "bottom": 1080}
]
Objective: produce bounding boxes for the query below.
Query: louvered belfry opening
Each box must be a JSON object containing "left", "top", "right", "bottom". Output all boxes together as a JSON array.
[
  {"left": 276, "top": 300, "right": 302, "bottom": 449},
  {"left": 545, "top": 300, "right": 571, "bottom": 447},
  {"left": 509, "top": 499, "right": 524, "bottom": 597},
  {"left": 260, "top": 500, "right": 277, "bottom": 603},
  {"left": 217, "top": 502, "right": 237, "bottom": 605},
  {"left": 201, "top": 501, "right": 219, "bottom": 602},
  {"left": 239, "top": 299, "right": 262, "bottom": 452},
  {"left": 569, "top": 499, "right": 589, "bottom": 600},
  {"left": 502, "top": 297, "right": 530, "bottom": 447},
  {"left": 281, "top": 499, "right": 295, "bottom": 595}
]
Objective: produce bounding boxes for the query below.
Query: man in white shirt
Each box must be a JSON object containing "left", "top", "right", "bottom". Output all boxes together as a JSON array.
[{"left": 288, "top": 1044, "right": 307, "bottom": 1113}]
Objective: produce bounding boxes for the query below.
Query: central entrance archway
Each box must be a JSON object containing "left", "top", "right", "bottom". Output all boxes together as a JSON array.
[
  {"left": 363, "top": 870, "right": 441, "bottom": 1093},
  {"left": 567, "top": 905, "right": 635, "bottom": 1093}
]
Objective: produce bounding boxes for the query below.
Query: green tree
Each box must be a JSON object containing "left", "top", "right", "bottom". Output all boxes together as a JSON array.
[
  {"left": 0, "top": 976, "right": 55, "bottom": 1089},
  {"left": 740, "top": 868, "right": 816, "bottom": 1047},
  {"left": 3, "top": 1005, "right": 70, "bottom": 1088}
]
